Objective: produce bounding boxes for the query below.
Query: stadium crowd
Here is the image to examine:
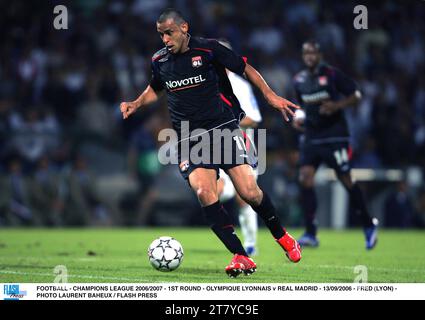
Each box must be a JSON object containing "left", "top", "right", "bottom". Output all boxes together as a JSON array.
[{"left": 0, "top": 0, "right": 424, "bottom": 227}]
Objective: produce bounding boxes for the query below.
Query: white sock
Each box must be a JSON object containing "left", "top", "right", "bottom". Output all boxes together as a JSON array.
[{"left": 239, "top": 205, "right": 258, "bottom": 248}]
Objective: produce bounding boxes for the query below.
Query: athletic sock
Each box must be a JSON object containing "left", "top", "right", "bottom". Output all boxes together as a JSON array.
[
  {"left": 349, "top": 184, "right": 374, "bottom": 227},
  {"left": 251, "top": 192, "right": 285, "bottom": 239},
  {"left": 301, "top": 187, "right": 318, "bottom": 236},
  {"left": 202, "top": 201, "right": 248, "bottom": 256}
]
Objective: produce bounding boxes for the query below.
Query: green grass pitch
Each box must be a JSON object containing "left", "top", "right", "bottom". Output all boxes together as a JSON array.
[{"left": 0, "top": 228, "right": 424, "bottom": 283}]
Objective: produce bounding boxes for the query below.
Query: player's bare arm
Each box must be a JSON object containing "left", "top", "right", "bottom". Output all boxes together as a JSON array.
[
  {"left": 120, "top": 85, "right": 163, "bottom": 119},
  {"left": 319, "top": 90, "right": 362, "bottom": 116},
  {"left": 244, "top": 63, "right": 300, "bottom": 122}
]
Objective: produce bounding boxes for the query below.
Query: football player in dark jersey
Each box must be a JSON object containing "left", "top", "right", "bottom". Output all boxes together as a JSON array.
[
  {"left": 292, "top": 41, "right": 378, "bottom": 250},
  {"left": 120, "top": 9, "right": 301, "bottom": 277}
]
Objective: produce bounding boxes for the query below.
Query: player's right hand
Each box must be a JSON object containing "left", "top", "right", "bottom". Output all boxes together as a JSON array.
[
  {"left": 266, "top": 93, "right": 300, "bottom": 122},
  {"left": 120, "top": 101, "right": 139, "bottom": 119}
]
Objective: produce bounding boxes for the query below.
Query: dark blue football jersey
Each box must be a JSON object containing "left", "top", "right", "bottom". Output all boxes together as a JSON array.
[
  {"left": 150, "top": 36, "right": 246, "bottom": 139},
  {"left": 293, "top": 63, "right": 359, "bottom": 143}
]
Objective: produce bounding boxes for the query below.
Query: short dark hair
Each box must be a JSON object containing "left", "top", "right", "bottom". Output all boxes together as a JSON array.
[
  {"left": 302, "top": 40, "right": 321, "bottom": 52},
  {"left": 157, "top": 8, "right": 186, "bottom": 24}
]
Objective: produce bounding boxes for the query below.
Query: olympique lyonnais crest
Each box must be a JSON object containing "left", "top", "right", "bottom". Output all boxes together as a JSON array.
[
  {"left": 192, "top": 56, "right": 202, "bottom": 68},
  {"left": 318, "top": 76, "right": 328, "bottom": 86}
]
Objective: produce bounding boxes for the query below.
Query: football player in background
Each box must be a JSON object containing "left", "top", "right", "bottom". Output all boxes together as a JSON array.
[{"left": 292, "top": 40, "right": 378, "bottom": 250}]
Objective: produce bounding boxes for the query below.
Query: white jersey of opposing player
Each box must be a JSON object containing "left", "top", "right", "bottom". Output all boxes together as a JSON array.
[
  {"left": 221, "top": 71, "right": 262, "bottom": 252},
  {"left": 228, "top": 71, "right": 262, "bottom": 124},
  {"left": 220, "top": 71, "right": 262, "bottom": 202}
]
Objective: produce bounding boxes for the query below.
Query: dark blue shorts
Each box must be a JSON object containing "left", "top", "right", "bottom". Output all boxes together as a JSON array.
[
  {"left": 177, "top": 122, "right": 258, "bottom": 181},
  {"left": 299, "top": 140, "right": 352, "bottom": 175}
]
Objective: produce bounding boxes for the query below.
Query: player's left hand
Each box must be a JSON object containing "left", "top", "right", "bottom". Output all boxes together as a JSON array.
[
  {"left": 267, "top": 94, "right": 300, "bottom": 122},
  {"left": 319, "top": 101, "right": 341, "bottom": 115}
]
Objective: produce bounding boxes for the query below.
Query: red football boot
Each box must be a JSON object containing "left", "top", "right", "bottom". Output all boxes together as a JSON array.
[
  {"left": 225, "top": 254, "right": 257, "bottom": 278},
  {"left": 276, "top": 232, "right": 302, "bottom": 263}
]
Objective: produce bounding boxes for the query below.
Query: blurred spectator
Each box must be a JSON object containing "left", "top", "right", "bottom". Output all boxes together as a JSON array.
[
  {"left": 28, "top": 156, "right": 64, "bottom": 226},
  {"left": 43, "top": 67, "right": 78, "bottom": 124},
  {"left": 77, "top": 79, "right": 115, "bottom": 142},
  {"left": 316, "top": 11, "right": 345, "bottom": 55},
  {"left": 9, "top": 107, "right": 61, "bottom": 172},
  {"left": 131, "top": 0, "right": 167, "bottom": 23},
  {"left": 120, "top": 116, "right": 162, "bottom": 225},
  {"left": 414, "top": 188, "right": 425, "bottom": 228},
  {"left": 0, "top": 157, "right": 32, "bottom": 225},
  {"left": 258, "top": 52, "right": 292, "bottom": 97},
  {"left": 355, "top": 18, "right": 390, "bottom": 74},
  {"left": 128, "top": 123, "right": 161, "bottom": 192},
  {"left": 392, "top": 33, "right": 424, "bottom": 76},
  {"left": 345, "top": 76, "right": 378, "bottom": 151},
  {"left": 61, "top": 154, "right": 110, "bottom": 226},
  {"left": 384, "top": 181, "right": 415, "bottom": 228},
  {"left": 285, "top": 2, "right": 317, "bottom": 27},
  {"left": 413, "top": 76, "right": 425, "bottom": 166},
  {"left": 249, "top": 14, "right": 284, "bottom": 55},
  {"left": 0, "top": 95, "right": 13, "bottom": 166},
  {"left": 352, "top": 136, "right": 382, "bottom": 169}
]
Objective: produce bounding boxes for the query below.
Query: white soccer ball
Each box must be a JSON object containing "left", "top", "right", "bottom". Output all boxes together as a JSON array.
[
  {"left": 294, "top": 109, "right": 306, "bottom": 121},
  {"left": 148, "top": 236, "right": 184, "bottom": 272}
]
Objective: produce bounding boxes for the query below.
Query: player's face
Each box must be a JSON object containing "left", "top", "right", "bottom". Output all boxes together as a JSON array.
[
  {"left": 302, "top": 43, "right": 321, "bottom": 69},
  {"left": 157, "top": 18, "right": 189, "bottom": 54}
]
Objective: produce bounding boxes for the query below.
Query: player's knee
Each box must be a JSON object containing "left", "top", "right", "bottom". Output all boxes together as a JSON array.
[
  {"left": 196, "top": 187, "right": 218, "bottom": 205},
  {"left": 239, "top": 186, "right": 262, "bottom": 206}
]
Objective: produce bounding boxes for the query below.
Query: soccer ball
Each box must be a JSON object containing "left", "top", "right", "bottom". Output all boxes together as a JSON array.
[
  {"left": 294, "top": 109, "right": 306, "bottom": 121},
  {"left": 148, "top": 236, "right": 184, "bottom": 272}
]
